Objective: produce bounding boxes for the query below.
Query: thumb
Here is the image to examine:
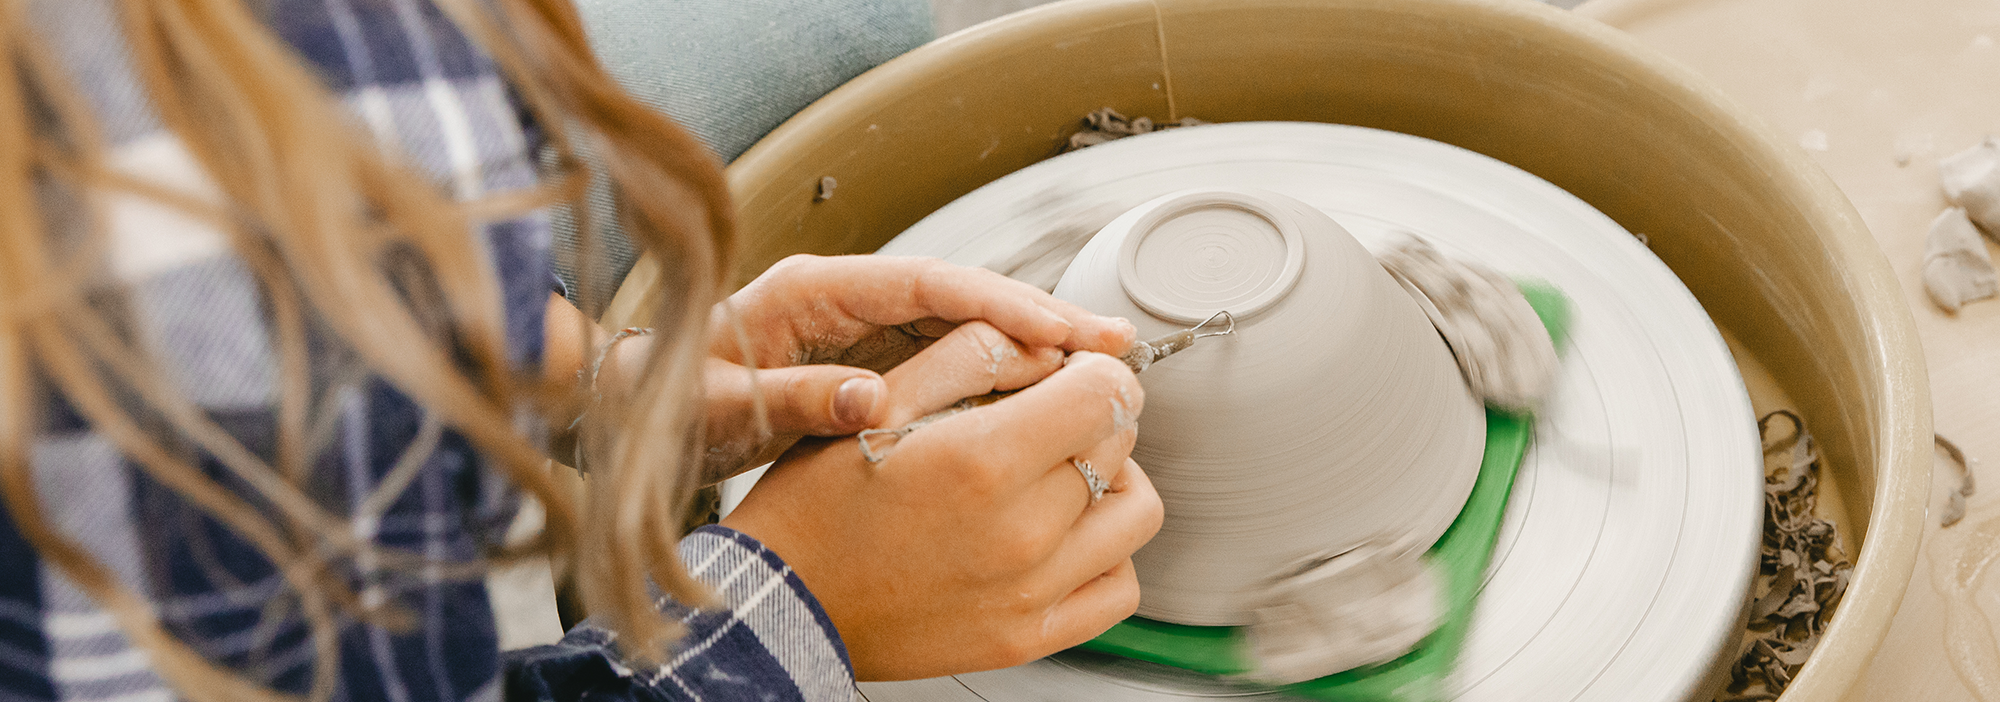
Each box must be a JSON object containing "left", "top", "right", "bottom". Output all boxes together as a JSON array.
[{"left": 722, "top": 362, "right": 888, "bottom": 437}]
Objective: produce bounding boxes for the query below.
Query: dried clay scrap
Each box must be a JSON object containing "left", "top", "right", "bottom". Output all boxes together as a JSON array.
[{"left": 1923, "top": 137, "right": 2000, "bottom": 312}]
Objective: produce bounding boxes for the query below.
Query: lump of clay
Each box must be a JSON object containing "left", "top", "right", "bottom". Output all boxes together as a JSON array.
[
  {"left": 1244, "top": 541, "right": 1441, "bottom": 685},
  {"left": 1941, "top": 137, "right": 2000, "bottom": 232},
  {"left": 1377, "top": 234, "right": 1560, "bottom": 412},
  {"left": 1922, "top": 207, "right": 1998, "bottom": 313}
]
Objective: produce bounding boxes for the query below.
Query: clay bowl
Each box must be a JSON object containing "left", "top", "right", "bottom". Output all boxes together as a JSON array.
[
  {"left": 1049, "top": 188, "right": 1485, "bottom": 626},
  {"left": 604, "top": 0, "right": 1931, "bottom": 699}
]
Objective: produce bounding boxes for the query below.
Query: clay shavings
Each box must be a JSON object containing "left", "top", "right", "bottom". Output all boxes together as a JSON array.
[
  {"left": 1062, "top": 107, "right": 1208, "bottom": 153},
  {"left": 1935, "top": 434, "right": 1979, "bottom": 528},
  {"left": 1716, "top": 410, "right": 1853, "bottom": 702}
]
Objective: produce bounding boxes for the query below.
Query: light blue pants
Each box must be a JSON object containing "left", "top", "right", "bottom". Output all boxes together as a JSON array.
[{"left": 560, "top": 0, "right": 935, "bottom": 311}]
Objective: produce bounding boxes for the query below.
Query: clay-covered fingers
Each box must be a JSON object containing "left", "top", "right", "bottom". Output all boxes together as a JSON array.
[
  {"left": 876, "top": 321, "right": 1064, "bottom": 427},
  {"left": 720, "top": 254, "right": 1137, "bottom": 362},
  {"left": 910, "top": 351, "right": 1145, "bottom": 485}
]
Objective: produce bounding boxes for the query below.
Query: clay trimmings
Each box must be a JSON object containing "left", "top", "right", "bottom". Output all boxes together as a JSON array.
[
  {"left": 1062, "top": 107, "right": 1209, "bottom": 153},
  {"left": 1716, "top": 411, "right": 1854, "bottom": 702},
  {"left": 1244, "top": 540, "right": 1441, "bottom": 685},
  {"left": 1377, "top": 234, "right": 1561, "bottom": 413},
  {"left": 1936, "top": 435, "right": 1978, "bottom": 529}
]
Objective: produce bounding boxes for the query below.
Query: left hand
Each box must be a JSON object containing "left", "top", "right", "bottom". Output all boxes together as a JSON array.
[{"left": 683, "top": 254, "right": 1135, "bottom": 482}]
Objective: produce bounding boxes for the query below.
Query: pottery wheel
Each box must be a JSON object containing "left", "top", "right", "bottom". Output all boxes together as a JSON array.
[{"left": 857, "top": 122, "right": 1763, "bottom": 701}]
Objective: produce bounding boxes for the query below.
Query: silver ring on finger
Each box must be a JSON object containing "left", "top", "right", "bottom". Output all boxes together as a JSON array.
[{"left": 1073, "top": 458, "right": 1109, "bottom": 504}]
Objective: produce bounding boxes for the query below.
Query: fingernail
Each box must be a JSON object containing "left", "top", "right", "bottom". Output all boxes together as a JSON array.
[
  {"left": 1112, "top": 317, "right": 1139, "bottom": 346},
  {"left": 834, "top": 376, "right": 882, "bottom": 426}
]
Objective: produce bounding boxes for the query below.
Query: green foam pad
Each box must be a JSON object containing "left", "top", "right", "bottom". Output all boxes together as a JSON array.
[{"left": 1075, "top": 280, "right": 1572, "bottom": 702}]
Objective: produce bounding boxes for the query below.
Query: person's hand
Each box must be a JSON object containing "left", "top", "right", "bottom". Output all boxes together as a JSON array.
[
  {"left": 720, "top": 321, "right": 1163, "bottom": 681},
  {"left": 690, "top": 254, "right": 1135, "bottom": 482}
]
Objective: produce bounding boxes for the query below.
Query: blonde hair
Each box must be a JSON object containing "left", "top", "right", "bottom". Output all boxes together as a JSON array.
[{"left": 0, "top": 1, "right": 731, "bottom": 700}]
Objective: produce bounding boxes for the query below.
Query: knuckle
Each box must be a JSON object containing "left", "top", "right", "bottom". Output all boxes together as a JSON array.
[
  {"left": 1110, "top": 574, "right": 1142, "bottom": 618},
  {"left": 992, "top": 531, "right": 1045, "bottom": 572},
  {"left": 1070, "top": 350, "right": 1130, "bottom": 383},
  {"left": 932, "top": 440, "right": 1008, "bottom": 496},
  {"left": 948, "top": 322, "right": 1011, "bottom": 381},
  {"left": 957, "top": 320, "right": 1007, "bottom": 348},
  {"left": 768, "top": 253, "right": 821, "bottom": 277},
  {"left": 1114, "top": 423, "right": 1140, "bottom": 455},
  {"left": 964, "top": 264, "right": 1014, "bottom": 288},
  {"left": 1139, "top": 490, "right": 1166, "bottom": 535},
  {"left": 774, "top": 371, "right": 821, "bottom": 423},
  {"left": 910, "top": 258, "right": 953, "bottom": 297},
  {"left": 1065, "top": 352, "right": 1144, "bottom": 418},
  {"left": 994, "top": 626, "right": 1052, "bottom": 668},
  {"left": 927, "top": 438, "right": 983, "bottom": 478}
]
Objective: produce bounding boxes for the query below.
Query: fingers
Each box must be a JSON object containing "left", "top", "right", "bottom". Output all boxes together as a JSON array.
[
  {"left": 1009, "top": 461, "right": 1160, "bottom": 657},
  {"left": 894, "top": 257, "right": 1134, "bottom": 354},
  {"left": 721, "top": 255, "right": 1137, "bottom": 363},
  {"left": 1038, "top": 459, "right": 1163, "bottom": 587},
  {"left": 1038, "top": 297, "right": 1137, "bottom": 356},
  {"left": 1037, "top": 559, "right": 1144, "bottom": 653},
  {"left": 905, "top": 351, "right": 1143, "bottom": 482},
  {"left": 705, "top": 357, "right": 889, "bottom": 437},
  {"left": 877, "top": 321, "right": 1064, "bottom": 426},
  {"left": 1011, "top": 424, "right": 1139, "bottom": 533},
  {"left": 831, "top": 256, "right": 1074, "bottom": 346}
]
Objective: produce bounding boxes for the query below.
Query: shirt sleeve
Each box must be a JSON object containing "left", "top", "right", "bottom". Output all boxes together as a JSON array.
[{"left": 503, "top": 525, "right": 856, "bottom": 702}]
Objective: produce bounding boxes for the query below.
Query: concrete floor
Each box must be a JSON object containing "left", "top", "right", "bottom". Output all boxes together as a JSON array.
[{"left": 933, "top": 0, "right": 1589, "bottom": 35}]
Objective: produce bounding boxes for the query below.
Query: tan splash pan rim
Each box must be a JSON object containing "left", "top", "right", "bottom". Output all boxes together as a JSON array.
[{"left": 604, "top": 1, "right": 1932, "bottom": 698}]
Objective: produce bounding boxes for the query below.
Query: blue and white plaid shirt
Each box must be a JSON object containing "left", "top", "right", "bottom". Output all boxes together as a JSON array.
[{"left": 3, "top": 2, "right": 851, "bottom": 701}]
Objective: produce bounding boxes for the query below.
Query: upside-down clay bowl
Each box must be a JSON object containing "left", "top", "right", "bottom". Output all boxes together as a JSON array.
[
  {"left": 602, "top": 0, "right": 1932, "bottom": 698},
  {"left": 1049, "top": 188, "right": 1485, "bottom": 626}
]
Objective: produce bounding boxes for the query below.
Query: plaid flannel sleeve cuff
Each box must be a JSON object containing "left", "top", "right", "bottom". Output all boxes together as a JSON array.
[{"left": 505, "top": 525, "right": 855, "bottom": 702}]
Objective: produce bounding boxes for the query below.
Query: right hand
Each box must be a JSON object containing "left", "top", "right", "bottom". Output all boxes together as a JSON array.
[{"left": 720, "top": 321, "right": 1164, "bottom": 681}]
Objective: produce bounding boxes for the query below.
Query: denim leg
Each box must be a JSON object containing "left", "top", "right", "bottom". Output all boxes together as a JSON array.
[{"left": 557, "top": 0, "right": 935, "bottom": 312}]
